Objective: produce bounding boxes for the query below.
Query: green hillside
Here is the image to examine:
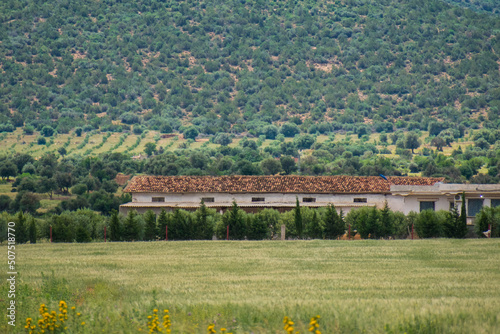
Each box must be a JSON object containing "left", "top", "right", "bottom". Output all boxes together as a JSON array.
[
  {"left": 1, "top": 0, "right": 500, "bottom": 192},
  {"left": 443, "top": 0, "right": 500, "bottom": 15},
  {"left": 1, "top": 0, "right": 500, "bottom": 137}
]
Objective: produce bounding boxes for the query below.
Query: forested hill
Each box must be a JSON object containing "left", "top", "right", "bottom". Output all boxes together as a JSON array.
[
  {"left": 1, "top": 0, "right": 500, "bottom": 137},
  {"left": 442, "top": 0, "right": 500, "bottom": 15}
]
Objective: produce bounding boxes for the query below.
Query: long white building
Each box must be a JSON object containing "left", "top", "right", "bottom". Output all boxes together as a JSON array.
[{"left": 119, "top": 175, "right": 500, "bottom": 224}]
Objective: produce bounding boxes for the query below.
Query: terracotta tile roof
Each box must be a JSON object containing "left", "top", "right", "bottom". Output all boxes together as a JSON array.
[{"left": 124, "top": 175, "right": 444, "bottom": 194}]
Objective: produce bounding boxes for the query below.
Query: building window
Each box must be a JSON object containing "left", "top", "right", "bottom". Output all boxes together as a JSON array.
[
  {"left": 303, "top": 197, "right": 316, "bottom": 202},
  {"left": 491, "top": 199, "right": 500, "bottom": 208},
  {"left": 449, "top": 202, "right": 455, "bottom": 210},
  {"left": 468, "top": 199, "right": 483, "bottom": 217},
  {"left": 419, "top": 201, "right": 435, "bottom": 212},
  {"left": 252, "top": 197, "right": 265, "bottom": 202},
  {"left": 201, "top": 197, "right": 215, "bottom": 203},
  {"left": 353, "top": 198, "right": 367, "bottom": 203},
  {"left": 152, "top": 197, "right": 165, "bottom": 202}
]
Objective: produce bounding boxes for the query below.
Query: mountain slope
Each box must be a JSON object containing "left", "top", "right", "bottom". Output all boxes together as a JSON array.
[{"left": 0, "top": 0, "right": 499, "bottom": 137}]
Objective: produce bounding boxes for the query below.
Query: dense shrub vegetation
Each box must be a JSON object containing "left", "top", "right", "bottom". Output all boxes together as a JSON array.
[
  {"left": 0, "top": 0, "right": 499, "bottom": 139},
  {"left": 4, "top": 198, "right": 496, "bottom": 244}
]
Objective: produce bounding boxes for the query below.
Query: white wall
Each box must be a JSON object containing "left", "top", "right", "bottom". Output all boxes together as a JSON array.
[{"left": 133, "top": 192, "right": 387, "bottom": 205}]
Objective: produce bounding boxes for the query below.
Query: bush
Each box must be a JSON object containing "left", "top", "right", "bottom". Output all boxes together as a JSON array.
[
  {"left": 415, "top": 210, "right": 442, "bottom": 238},
  {"left": 0, "top": 195, "right": 12, "bottom": 212},
  {"left": 71, "top": 184, "right": 88, "bottom": 196},
  {"left": 474, "top": 206, "right": 500, "bottom": 238},
  {"left": 246, "top": 214, "right": 270, "bottom": 240},
  {"left": 0, "top": 123, "right": 15, "bottom": 132},
  {"left": 41, "top": 126, "right": 55, "bottom": 137},
  {"left": 24, "top": 125, "right": 34, "bottom": 135}
]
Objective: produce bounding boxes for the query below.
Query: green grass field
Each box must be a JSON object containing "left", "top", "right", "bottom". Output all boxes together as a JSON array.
[{"left": 1, "top": 240, "right": 499, "bottom": 333}]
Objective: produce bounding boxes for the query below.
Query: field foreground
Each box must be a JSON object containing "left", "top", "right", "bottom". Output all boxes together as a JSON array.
[{"left": 2, "top": 240, "right": 500, "bottom": 333}]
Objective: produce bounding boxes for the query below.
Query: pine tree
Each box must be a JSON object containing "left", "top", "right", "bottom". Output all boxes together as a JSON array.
[
  {"left": 380, "top": 201, "right": 393, "bottom": 238},
  {"left": 109, "top": 210, "right": 121, "bottom": 241},
  {"left": 308, "top": 211, "right": 323, "bottom": 239},
  {"left": 196, "top": 200, "right": 212, "bottom": 240},
  {"left": 227, "top": 201, "right": 246, "bottom": 240},
  {"left": 28, "top": 217, "right": 37, "bottom": 244},
  {"left": 294, "top": 197, "right": 303, "bottom": 239},
  {"left": 367, "top": 206, "right": 381, "bottom": 239},
  {"left": 157, "top": 209, "right": 169, "bottom": 240},
  {"left": 123, "top": 210, "right": 140, "bottom": 241},
  {"left": 16, "top": 211, "right": 28, "bottom": 244},
  {"left": 143, "top": 210, "right": 158, "bottom": 241},
  {"left": 171, "top": 209, "right": 189, "bottom": 240},
  {"left": 324, "top": 204, "right": 344, "bottom": 239},
  {"left": 75, "top": 225, "right": 91, "bottom": 243}
]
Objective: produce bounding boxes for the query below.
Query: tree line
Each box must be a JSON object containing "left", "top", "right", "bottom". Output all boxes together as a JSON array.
[{"left": 4, "top": 199, "right": 498, "bottom": 244}]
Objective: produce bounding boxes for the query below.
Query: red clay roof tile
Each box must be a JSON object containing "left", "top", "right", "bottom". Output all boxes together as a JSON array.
[{"left": 123, "top": 175, "right": 444, "bottom": 194}]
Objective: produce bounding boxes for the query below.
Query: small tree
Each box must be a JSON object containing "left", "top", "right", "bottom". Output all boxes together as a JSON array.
[
  {"left": 0, "top": 161, "right": 18, "bottom": 180},
  {"left": 58, "top": 147, "right": 67, "bottom": 157},
  {"left": 13, "top": 192, "right": 40, "bottom": 214},
  {"left": 213, "top": 133, "right": 232, "bottom": 146},
  {"left": 28, "top": 217, "right": 37, "bottom": 244},
  {"left": 170, "top": 209, "right": 191, "bottom": 240},
  {"left": 41, "top": 125, "right": 55, "bottom": 137},
  {"left": 195, "top": 201, "right": 213, "bottom": 240},
  {"left": 75, "top": 225, "right": 91, "bottom": 243},
  {"left": 294, "top": 197, "right": 303, "bottom": 238},
  {"left": 0, "top": 195, "right": 12, "bottom": 212},
  {"left": 379, "top": 201, "right": 394, "bottom": 238},
  {"left": 404, "top": 132, "right": 421, "bottom": 154},
  {"left": 37, "top": 177, "right": 58, "bottom": 199},
  {"left": 246, "top": 214, "right": 269, "bottom": 240},
  {"left": 16, "top": 211, "right": 28, "bottom": 244},
  {"left": 144, "top": 142, "right": 157, "bottom": 157},
  {"left": 324, "top": 204, "right": 345, "bottom": 239},
  {"left": 415, "top": 210, "right": 441, "bottom": 238},
  {"left": 307, "top": 211, "right": 323, "bottom": 239},
  {"left": 225, "top": 201, "right": 246, "bottom": 240},
  {"left": 183, "top": 126, "right": 199, "bottom": 141},
  {"left": 123, "top": 210, "right": 140, "bottom": 241},
  {"left": 143, "top": 210, "right": 158, "bottom": 241},
  {"left": 260, "top": 158, "right": 282, "bottom": 175},
  {"left": 280, "top": 155, "right": 297, "bottom": 174},
  {"left": 109, "top": 210, "right": 122, "bottom": 241},
  {"left": 157, "top": 209, "right": 170, "bottom": 240}
]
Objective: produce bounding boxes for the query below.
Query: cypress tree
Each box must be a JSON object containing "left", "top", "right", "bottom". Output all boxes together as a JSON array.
[
  {"left": 16, "top": 211, "right": 28, "bottom": 244},
  {"left": 171, "top": 209, "right": 189, "bottom": 240},
  {"left": 460, "top": 192, "right": 468, "bottom": 237},
  {"left": 143, "top": 210, "right": 158, "bottom": 241},
  {"left": 123, "top": 210, "right": 140, "bottom": 241},
  {"left": 28, "top": 216, "right": 37, "bottom": 244},
  {"left": 308, "top": 211, "right": 323, "bottom": 239},
  {"left": 380, "top": 201, "right": 393, "bottom": 238},
  {"left": 324, "top": 204, "right": 344, "bottom": 239},
  {"left": 109, "top": 210, "right": 121, "bottom": 241},
  {"left": 157, "top": 209, "right": 169, "bottom": 240},
  {"left": 196, "top": 200, "right": 212, "bottom": 240},
  {"left": 75, "top": 225, "right": 91, "bottom": 243},
  {"left": 227, "top": 201, "right": 246, "bottom": 240},
  {"left": 294, "top": 197, "right": 303, "bottom": 238}
]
